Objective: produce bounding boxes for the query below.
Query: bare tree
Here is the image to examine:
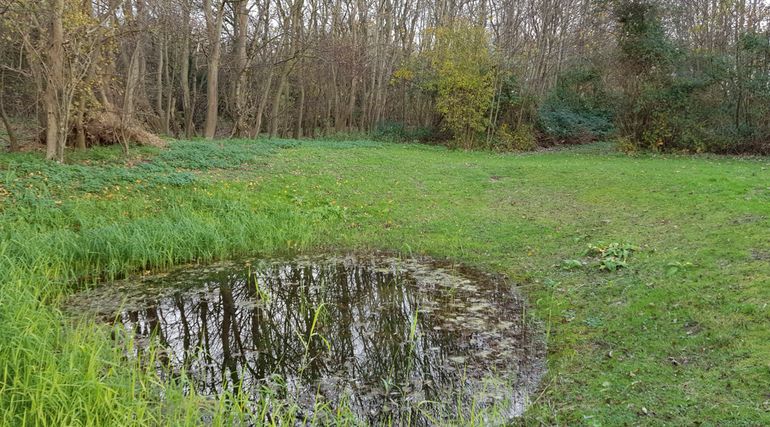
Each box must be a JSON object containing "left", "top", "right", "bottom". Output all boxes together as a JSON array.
[{"left": 203, "top": 0, "right": 226, "bottom": 138}]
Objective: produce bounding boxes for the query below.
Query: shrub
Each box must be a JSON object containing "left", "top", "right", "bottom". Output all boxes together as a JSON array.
[
  {"left": 539, "top": 106, "right": 613, "bottom": 144},
  {"left": 615, "top": 136, "right": 638, "bottom": 153},
  {"left": 493, "top": 123, "right": 538, "bottom": 151},
  {"left": 539, "top": 66, "right": 614, "bottom": 144}
]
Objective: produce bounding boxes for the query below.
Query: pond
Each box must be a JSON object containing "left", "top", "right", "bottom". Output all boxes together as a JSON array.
[{"left": 68, "top": 254, "right": 545, "bottom": 424}]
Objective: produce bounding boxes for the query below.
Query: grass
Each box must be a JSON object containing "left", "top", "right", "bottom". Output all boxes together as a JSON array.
[{"left": 1, "top": 139, "right": 769, "bottom": 425}]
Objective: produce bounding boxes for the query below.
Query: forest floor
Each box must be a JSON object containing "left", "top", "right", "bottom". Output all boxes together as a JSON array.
[{"left": 1, "top": 139, "right": 769, "bottom": 425}]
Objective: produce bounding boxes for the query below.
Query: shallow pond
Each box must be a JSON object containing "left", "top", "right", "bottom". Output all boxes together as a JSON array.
[{"left": 69, "top": 255, "right": 545, "bottom": 424}]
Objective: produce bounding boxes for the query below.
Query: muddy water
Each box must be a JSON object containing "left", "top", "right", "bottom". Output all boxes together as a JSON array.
[{"left": 69, "top": 255, "right": 544, "bottom": 424}]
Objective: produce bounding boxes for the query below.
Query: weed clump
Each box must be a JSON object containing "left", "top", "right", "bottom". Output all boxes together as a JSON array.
[
  {"left": 562, "top": 242, "right": 639, "bottom": 272},
  {"left": 586, "top": 242, "right": 639, "bottom": 271}
]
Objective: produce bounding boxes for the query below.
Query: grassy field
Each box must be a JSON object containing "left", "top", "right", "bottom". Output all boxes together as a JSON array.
[{"left": 1, "top": 139, "right": 768, "bottom": 425}]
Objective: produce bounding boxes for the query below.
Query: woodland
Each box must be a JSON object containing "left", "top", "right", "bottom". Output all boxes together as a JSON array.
[{"left": 3, "top": 0, "right": 770, "bottom": 159}]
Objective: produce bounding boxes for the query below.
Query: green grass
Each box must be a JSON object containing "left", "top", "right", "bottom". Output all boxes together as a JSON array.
[{"left": 1, "top": 139, "right": 769, "bottom": 425}]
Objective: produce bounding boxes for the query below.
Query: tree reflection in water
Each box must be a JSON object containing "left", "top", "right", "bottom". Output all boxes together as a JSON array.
[{"left": 108, "top": 256, "right": 543, "bottom": 423}]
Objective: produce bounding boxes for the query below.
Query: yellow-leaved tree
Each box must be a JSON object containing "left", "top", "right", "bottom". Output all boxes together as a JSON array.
[{"left": 428, "top": 22, "right": 495, "bottom": 149}]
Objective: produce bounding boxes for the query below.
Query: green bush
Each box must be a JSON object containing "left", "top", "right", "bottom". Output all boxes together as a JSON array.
[
  {"left": 539, "top": 106, "right": 613, "bottom": 144},
  {"left": 539, "top": 66, "right": 614, "bottom": 144}
]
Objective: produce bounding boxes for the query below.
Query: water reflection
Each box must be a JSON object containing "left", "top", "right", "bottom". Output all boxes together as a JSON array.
[{"left": 77, "top": 256, "right": 544, "bottom": 423}]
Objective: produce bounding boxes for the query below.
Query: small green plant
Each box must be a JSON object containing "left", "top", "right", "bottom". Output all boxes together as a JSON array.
[
  {"left": 586, "top": 242, "right": 639, "bottom": 271},
  {"left": 665, "top": 261, "right": 694, "bottom": 276},
  {"left": 584, "top": 316, "right": 603, "bottom": 328},
  {"left": 562, "top": 309, "right": 577, "bottom": 323},
  {"left": 543, "top": 277, "right": 560, "bottom": 288},
  {"left": 561, "top": 259, "right": 585, "bottom": 270}
]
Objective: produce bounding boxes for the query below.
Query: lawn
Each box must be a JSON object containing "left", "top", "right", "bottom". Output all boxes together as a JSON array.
[{"left": 1, "top": 139, "right": 768, "bottom": 425}]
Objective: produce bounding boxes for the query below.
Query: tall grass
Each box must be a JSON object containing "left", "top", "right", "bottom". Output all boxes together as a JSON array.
[
  {"left": 0, "top": 203, "right": 338, "bottom": 424},
  {"left": 0, "top": 142, "right": 338, "bottom": 425}
]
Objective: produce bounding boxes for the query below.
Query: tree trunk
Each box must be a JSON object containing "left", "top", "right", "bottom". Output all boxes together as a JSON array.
[
  {"left": 203, "top": 0, "right": 226, "bottom": 139},
  {"left": 0, "top": 73, "right": 19, "bottom": 152},
  {"left": 203, "top": 48, "right": 220, "bottom": 139},
  {"left": 181, "top": 4, "right": 194, "bottom": 137},
  {"left": 46, "top": 0, "right": 65, "bottom": 161},
  {"left": 74, "top": 99, "right": 86, "bottom": 149},
  {"left": 0, "top": 102, "right": 19, "bottom": 152},
  {"left": 123, "top": 43, "right": 141, "bottom": 122},
  {"left": 269, "top": 70, "right": 288, "bottom": 137},
  {"left": 332, "top": 67, "right": 343, "bottom": 131},
  {"left": 253, "top": 69, "right": 274, "bottom": 137},
  {"left": 294, "top": 80, "right": 305, "bottom": 138},
  {"left": 162, "top": 36, "right": 173, "bottom": 135},
  {"left": 232, "top": 0, "right": 250, "bottom": 137},
  {"left": 156, "top": 36, "right": 166, "bottom": 134},
  {"left": 347, "top": 76, "right": 357, "bottom": 130}
]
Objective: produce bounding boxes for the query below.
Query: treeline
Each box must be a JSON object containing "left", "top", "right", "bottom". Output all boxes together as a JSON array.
[{"left": 1, "top": 0, "right": 769, "bottom": 161}]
